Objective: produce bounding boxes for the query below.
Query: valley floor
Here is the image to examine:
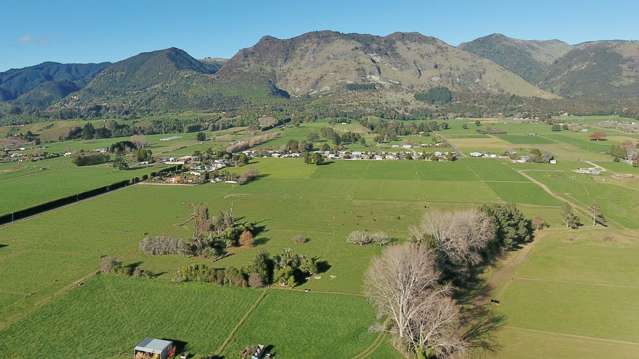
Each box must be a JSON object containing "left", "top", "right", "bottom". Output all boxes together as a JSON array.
[{"left": 1, "top": 117, "right": 639, "bottom": 358}]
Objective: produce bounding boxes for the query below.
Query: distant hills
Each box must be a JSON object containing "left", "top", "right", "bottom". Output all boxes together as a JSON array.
[
  {"left": 0, "top": 62, "right": 109, "bottom": 103},
  {"left": 217, "top": 31, "right": 553, "bottom": 99},
  {"left": 541, "top": 40, "right": 639, "bottom": 99},
  {"left": 1, "top": 31, "right": 639, "bottom": 118},
  {"left": 460, "top": 33, "right": 572, "bottom": 84}
]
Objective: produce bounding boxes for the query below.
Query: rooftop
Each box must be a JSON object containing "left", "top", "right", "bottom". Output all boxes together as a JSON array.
[{"left": 135, "top": 338, "right": 173, "bottom": 354}]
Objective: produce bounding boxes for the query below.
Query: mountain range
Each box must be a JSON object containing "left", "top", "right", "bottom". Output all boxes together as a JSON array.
[{"left": 1, "top": 31, "right": 638, "bottom": 117}]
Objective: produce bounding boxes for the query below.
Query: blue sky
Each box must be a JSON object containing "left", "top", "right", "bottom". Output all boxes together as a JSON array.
[{"left": 2, "top": 0, "right": 638, "bottom": 71}]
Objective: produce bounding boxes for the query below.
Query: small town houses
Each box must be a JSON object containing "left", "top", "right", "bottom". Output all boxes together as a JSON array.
[{"left": 249, "top": 149, "right": 458, "bottom": 162}]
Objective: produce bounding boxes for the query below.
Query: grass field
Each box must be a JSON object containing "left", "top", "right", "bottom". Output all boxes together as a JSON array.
[
  {"left": 0, "top": 157, "right": 569, "bottom": 357},
  {"left": 491, "top": 229, "right": 639, "bottom": 359},
  {"left": 0, "top": 126, "right": 256, "bottom": 214},
  {"left": 497, "top": 134, "right": 555, "bottom": 144},
  {"left": 0, "top": 157, "right": 159, "bottom": 214},
  {"left": 222, "top": 289, "right": 378, "bottom": 358},
  {"left": 0, "top": 276, "right": 262, "bottom": 357},
  {"left": 1, "top": 116, "right": 639, "bottom": 358},
  {"left": 525, "top": 170, "right": 639, "bottom": 229}
]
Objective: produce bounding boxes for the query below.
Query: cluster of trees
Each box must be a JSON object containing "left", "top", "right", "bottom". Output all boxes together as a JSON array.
[
  {"left": 59, "top": 116, "right": 231, "bottom": 142},
  {"left": 136, "top": 148, "right": 153, "bottom": 162},
  {"left": 109, "top": 140, "right": 138, "bottom": 153},
  {"left": 410, "top": 209, "right": 497, "bottom": 282},
  {"left": 414, "top": 87, "right": 453, "bottom": 105},
  {"left": 346, "top": 231, "right": 391, "bottom": 246},
  {"left": 561, "top": 204, "right": 582, "bottom": 229},
  {"left": 173, "top": 249, "right": 323, "bottom": 288},
  {"left": 255, "top": 115, "right": 290, "bottom": 130},
  {"left": 237, "top": 168, "right": 260, "bottom": 185},
  {"left": 225, "top": 132, "right": 280, "bottom": 153},
  {"left": 345, "top": 83, "right": 377, "bottom": 91},
  {"left": 366, "top": 204, "right": 534, "bottom": 358},
  {"left": 461, "top": 120, "right": 482, "bottom": 129},
  {"left": 527, "top": 148, "right": 554, "bottom": 163},
  {"left": 551, "top": 123, "right": 569, "bottom": 131},
  {"left": 140, "top": 205, "right": 256, "bottom": 259},
  {"left": 609, "top": 141, "right": 638, "bottom": 165},
  {"left": 478, "top": 204, "right": 534, "bottom": 250},
  {"left": 65, "top": 121, "right": 135, "bottom": 140},
  {"left": 561, "top": 203, "right": 606, "bottom": 229},
  {"left": 359, "top": 119, "right": 449, "bottom": 143},
  {"left": 319, "top": 127, "right": 363, "bottom": 146},
  {"left": 9, "top": 130, "right": 41, "bottom": 144},
  {"left": 365, "top": 244, "right": 464, "bottom": 358},
  {"left": 99, "top": 256, "right": 153, "bottom": 278},
  {"left": 107, "top": 140, "right": 153, "bottom": 169},
  {"left": 303, "top": 152, "right": 324, "bottom": 165},
  {"left": 71, "top": 151, "right": 110, "bottom": 166},
  {"left": 476, "top": 127, "right": 507, "bottom": 135},
  {"left": 139, "top": 236, "right": 192, "bottom": 256},
  {"left": 62, "top": 117, "right": 247, "bottom": 142},
  {"left": 191, "top": 148, "right": 249, "bottom": 167},
  {"left": 285, "top": 139, "right": 314, "bottom": 152}
]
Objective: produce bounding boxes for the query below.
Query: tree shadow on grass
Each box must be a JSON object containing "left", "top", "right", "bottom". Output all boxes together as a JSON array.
[
  {"left": 316, "top": 260, "right": 331, "bottom": 273},
  {"left": 0, "top": 244, "right": 7, "bottom": 249},
  {"left": 251, "top": 221, "right": 268, "bottom": 237},
  {"left": 252, "top": 173, "right": 270, "bottom": 182},
  {"left": 123, "top": 261, "right": 165, "bottom": 278},
  {"left": 451, "top": 266, "right": 506, "bottom": 355},
  {"left": 124, "top": 261, "right": 144, "bottom": 271},
  {"left": 461, "top": 305, "right": 506, "bottom": 354},
  {"left": 253, "top": 237, "right": 271, "bottom": 246}
]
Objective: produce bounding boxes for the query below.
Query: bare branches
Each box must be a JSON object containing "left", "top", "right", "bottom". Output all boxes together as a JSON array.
[
  {"left": 411, "top": 209, "right": 496, "bottom": 269},
  {"left": 364, "top": 243, "right": 467, "bottom": 357},
  {"left": 347, "top": 231, "right": 392, "bottom": 246}
]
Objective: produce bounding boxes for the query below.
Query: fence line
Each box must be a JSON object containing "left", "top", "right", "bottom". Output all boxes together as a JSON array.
[{"left": 0, "top": 165, "right": 182, "bottom": 225}]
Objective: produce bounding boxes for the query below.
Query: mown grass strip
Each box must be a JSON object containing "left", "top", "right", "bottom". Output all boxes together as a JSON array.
[{"left": 215, "top": 289, "right": 269, "bottom": 355}]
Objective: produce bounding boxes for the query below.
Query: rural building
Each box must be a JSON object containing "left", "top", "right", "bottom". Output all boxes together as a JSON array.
[
  {"left": 134, "top": 338, "right": 175, "bottom": 359},
  {"left": 574, "top": 167, "right": 603, "bottom": 175}
]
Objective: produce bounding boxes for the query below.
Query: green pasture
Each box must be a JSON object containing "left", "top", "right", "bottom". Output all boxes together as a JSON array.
[
  {"left": 0, "top": 275, "right": 262, "bottom": 358},
  {"left": 222, "top": 289, "right": 378, "bottom": 358},
  {"left": 0, "top": 157, "right": 158, "bottom": 214},
  {"left": 1, "top": 115, "right": 638, "bottom": 359},
  {"left": 40, "top": 128, "right": 241, "bottom": 155},
  {"left": 525, "top": 170, "right": 639, "bottom": 229},
  {"left": 492, "top": 229, "right": 639, "bottom": 358},
  {"left": 497, "top": 134, "right": 555, "bottom": 144},
  {"left": 0, "top": 159, "right": 563, "bottom": 325}
]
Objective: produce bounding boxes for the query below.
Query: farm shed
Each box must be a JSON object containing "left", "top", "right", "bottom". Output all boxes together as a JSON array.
[{"left": 134, "top": 338, "right": 175, "bottom": 359}]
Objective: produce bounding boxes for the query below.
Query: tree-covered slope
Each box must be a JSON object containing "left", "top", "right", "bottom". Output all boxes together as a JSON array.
[
  {"left": 0, "top": 62, "right": 110, "bottom": 106},
  {"left": 541, "top": 41, "right": 639, "bottom": 99},
  {"left": 460, "top": 33, "right": 572, "bottom": 84}
]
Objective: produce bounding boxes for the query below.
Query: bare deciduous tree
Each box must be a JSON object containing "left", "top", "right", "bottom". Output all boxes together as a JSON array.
[
  {"left": 410, "top": 209, "right": 495, "bottom": 268},
  {"left": 130, "top": 135, "right": 147, "bottom": 149},
  {"left": 364, "top": 243, "right": 467, "bottom": 357},
  {"left": 193, "top": 204, "right": 210, "bottom": 238},
  {"left": 347, "top": 230, "right": 391, "bottom": 246}
]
